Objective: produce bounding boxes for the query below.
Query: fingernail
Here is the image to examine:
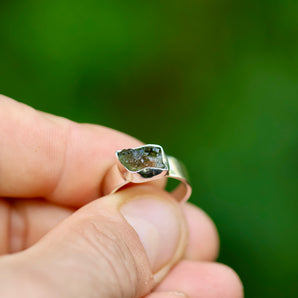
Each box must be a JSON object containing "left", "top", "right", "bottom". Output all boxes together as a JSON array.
[{"left": 120, "top": 196, "right": 182, "bottom": 273}]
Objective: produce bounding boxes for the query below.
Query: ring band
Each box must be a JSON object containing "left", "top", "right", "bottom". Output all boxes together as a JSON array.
[{"left": 102, "top": 144, "right": 192, "bottom": 202}]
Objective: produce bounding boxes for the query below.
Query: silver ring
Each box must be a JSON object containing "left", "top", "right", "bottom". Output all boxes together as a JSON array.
[{"left": 103, "top": 144, "right": 192, "bottom": 202}]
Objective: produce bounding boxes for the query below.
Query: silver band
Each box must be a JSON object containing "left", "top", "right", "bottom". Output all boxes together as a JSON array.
[{"left": 102, "top": 144, "right": 192, "bottom": 202}]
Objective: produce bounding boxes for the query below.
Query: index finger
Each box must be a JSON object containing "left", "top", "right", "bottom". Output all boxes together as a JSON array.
[{"left": 0, "top": 95, "right": 142, "bottom": 207}]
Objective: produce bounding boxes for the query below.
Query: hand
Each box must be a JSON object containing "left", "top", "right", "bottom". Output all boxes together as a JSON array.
[{"left": 0, "top": 95, "right": 243, "bottom": 298}]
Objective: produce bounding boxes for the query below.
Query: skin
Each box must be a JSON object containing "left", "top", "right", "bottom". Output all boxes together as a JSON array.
[{"left": 0, "top": 95, "right": 243, "bottom": 298}]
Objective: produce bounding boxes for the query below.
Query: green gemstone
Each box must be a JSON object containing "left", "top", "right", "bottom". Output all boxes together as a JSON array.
[{"left": 118, "top": 146, "right": 167, "bottom": 172}]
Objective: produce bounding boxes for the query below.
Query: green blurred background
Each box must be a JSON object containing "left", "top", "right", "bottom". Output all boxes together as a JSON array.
[{"left": 0, "top": 1, "right": 297, "bottom": 297}]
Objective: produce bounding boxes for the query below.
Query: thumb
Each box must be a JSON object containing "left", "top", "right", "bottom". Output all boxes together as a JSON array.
[{"left": 2, "top": 186, "right": 188, "bottom": 298}]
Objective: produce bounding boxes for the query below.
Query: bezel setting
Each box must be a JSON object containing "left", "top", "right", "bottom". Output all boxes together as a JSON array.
[{"left": 116, "top": 144, "right": 169, "bottom": 183}]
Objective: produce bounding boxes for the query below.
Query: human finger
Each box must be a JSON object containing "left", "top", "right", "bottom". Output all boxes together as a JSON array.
[
  {"left": 0, "top": 199, "right": 219, "bottom": 263},
  {"left": 0, "top": 185, "right": 188, "bottom": 297},
  {"left": 0, "top": 198, "right": 219, "bottom": 264},
  {"left": 0, "top": 95, "right": 141, "bottom": 206},
  {"left": 155, "top": 260, "right": 244, "bottom": 298},
  {"left": 183, "top": 203, "right": 219, "bottom": 261},
  {"left": 0, "top": 198, "right": 73, "bottom": 255}
]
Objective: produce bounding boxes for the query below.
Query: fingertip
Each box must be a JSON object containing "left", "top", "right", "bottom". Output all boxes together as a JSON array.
[
  {"left": 183, "top": 203, "right": 220, "bottom": 261},
  {"left": 214, "top": 263, "right": 244, "bottom": 298},
  {"left": 156, "top": 261, "right": 244, "bottom": 298}
]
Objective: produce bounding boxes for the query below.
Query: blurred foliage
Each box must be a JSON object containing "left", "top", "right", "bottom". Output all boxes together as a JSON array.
[{"left": 0, "top": 1, "right": 297, "bottom": 297}]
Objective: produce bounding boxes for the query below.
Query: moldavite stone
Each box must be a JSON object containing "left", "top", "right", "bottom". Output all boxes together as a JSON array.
[{"left": 118, "top": 146, "right": 167, "bottom": 172}]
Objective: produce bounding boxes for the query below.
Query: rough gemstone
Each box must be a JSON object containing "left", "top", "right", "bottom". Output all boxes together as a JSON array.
[{"left": 118, "top": 146, "right": 167, "bottom": 172}]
